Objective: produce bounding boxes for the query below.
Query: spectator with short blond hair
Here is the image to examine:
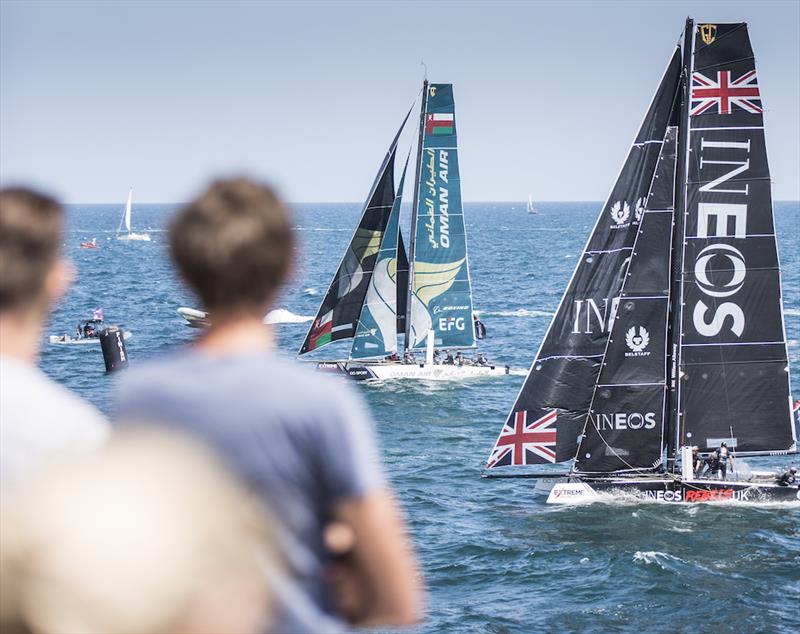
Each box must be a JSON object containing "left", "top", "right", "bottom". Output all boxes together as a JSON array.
[{"left": 1, "top": 427, "right": 280, "bottom": 634}]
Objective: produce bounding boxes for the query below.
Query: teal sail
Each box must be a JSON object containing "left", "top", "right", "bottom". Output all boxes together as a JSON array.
[
  {"left": 407, "top": 83, "right": 475, "bottom": 349},
  {"left": 350, "top": 155, "right": 410, "bottom": 359}
]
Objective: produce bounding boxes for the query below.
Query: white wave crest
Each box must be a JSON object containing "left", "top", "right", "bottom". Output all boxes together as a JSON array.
[
  {"left": 633, "top": 551, "right": 684, "bottom": 569},
  {"left": 784, "top": 308, "right": 800, "bottom": 317},
  {"left": 302, "top": 288, "right": 318, "bottom": 296}
]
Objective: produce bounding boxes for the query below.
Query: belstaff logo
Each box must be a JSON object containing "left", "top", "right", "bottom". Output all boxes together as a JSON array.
[
  {"left": 625, "top": 326, "right": 650, "bottom": 356},
  {"left": 610, "top": 201, "right": 631, "bottom": 226},
  {"left": 634, "top": 197, "right": 646, "bottom": 222},
  {"left": 700, "top": 24, "right": 717, "bottom": 45}
]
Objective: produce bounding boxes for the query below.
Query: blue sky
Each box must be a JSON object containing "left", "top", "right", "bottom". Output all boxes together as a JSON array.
[{"left": 1, "top": 0, "right": 798, "bottom": 203}]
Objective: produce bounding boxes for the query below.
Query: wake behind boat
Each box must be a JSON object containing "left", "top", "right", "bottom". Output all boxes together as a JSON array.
[
  {"left": 297, "top": 81, "right": 508, "bottom": 382},
  {"left": 483, "top": 20, "right": 798, "bottom": 505}
]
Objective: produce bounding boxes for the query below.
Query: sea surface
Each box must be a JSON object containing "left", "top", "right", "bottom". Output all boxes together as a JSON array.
[{"left": 46, "top": 201, "right": 799, "bottom": 633}]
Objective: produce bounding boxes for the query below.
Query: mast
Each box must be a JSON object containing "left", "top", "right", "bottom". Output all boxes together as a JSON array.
[
  {"left": 666, "top": 17, "right": 694, "bottom": 469},
  {"left": 404, "top": 79, "right": 429, "bottom": 353}
]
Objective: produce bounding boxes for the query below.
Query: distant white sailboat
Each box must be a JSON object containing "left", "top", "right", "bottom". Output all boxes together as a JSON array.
[
  {"left": 526, "top": 193, "right": 538, "bottom": 214},
  {"left": 116, "top": 188, "right": 151, "bottom": 241}
]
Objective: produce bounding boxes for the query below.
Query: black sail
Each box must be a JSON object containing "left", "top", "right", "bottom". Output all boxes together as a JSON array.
[
  {"left": 486, "top": 50, "right": 682, "bottom": 468},
  {"left": 575, "top": 123, "right": 678, "bottom": 473},
  {"left": 396, "top": 229, "right": 409, "bottom": 334},
  {"left": 676, "top": 23, "right": 796, "bottom": 454},
  {"left": 299, "top": 114, "right": 409, "bottom": 355}
]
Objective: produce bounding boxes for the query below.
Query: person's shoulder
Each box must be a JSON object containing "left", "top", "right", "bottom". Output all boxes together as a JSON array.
[
  {"left": 259, "top": 354, "right": 358, "bottom": 405},
  {"left": 0, "top": 357, "right": 108, "bottom": 435}
]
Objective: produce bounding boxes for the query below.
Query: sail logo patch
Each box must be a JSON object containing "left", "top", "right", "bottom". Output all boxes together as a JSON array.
[
  {"left": 609, "top": 200, "right": 631, "bottom": 227},
  {"left": 625, "top": 326, "right": 650, "bottom": 356},
  {"left": 595, "top": 412, "right": 657, "bottom": 431},
  {"left": 691, "top": 70, "right": 762, "bottom": 116},
  {"left": 699, "top": 24, "right": 716, "bottom": 45},
  {"left": 486, "top": 409, "right": 557, "bottom": 467},
  {"left": 426, "top": 113, "right": 454, "bottom": 136}
]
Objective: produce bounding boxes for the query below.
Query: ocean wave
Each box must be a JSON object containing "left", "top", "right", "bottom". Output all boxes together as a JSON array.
[
  {"left": 302, "top": 288, "right": 319, "bottom": 296},
  {"left": 476, "top": 309, "right": 554, "bottom": 318},
  {"left": 633, "top": 550, "right": 685, "bottom": 569},
  {"left": 785, "top": 308, "right": 800, "bottom": 317}
]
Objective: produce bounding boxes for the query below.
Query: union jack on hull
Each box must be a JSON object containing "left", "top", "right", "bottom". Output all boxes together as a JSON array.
[
  {"left": 690, "top": 70, "right": 762, "bottom": 115},
  {"left": 486, "top": 409, "right": 557, "bottom": 468}
]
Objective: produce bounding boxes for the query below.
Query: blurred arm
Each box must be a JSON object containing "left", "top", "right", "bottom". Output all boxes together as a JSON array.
[{"left": 331, "top": 489, "right": 424, "bottom": 627}]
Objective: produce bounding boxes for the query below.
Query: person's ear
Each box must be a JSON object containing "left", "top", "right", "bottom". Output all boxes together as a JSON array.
[{"left": 44, "top": 258, "right": 74, "bottom": 305}]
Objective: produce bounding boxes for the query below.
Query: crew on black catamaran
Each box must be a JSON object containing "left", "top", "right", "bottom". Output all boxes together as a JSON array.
[{"left": 776, "top": 467, "right": 797, "bottom": 487}]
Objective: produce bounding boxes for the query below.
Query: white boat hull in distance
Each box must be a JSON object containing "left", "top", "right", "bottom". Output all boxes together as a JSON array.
[
  {"left": 315, "top": 360, "right": 510, "bottom": 382},
  {"left": 177, "top": 306, "right": 313, "bottom": 328},
  {"left": 117, "top": 232, "right": 151, "bottom": 241},
  {"left": 49, "top": 331, "right": 133, "bottom": 345},
  {"left": 547, "top": 478, "right": 800, "bottom": 505}
]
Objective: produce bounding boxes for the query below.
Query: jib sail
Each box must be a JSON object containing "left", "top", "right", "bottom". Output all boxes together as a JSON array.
[
  {"left": 574, "top": 122, "right": 679, "bottom": 473},
  {"left": 486, "top": 49, "right": 682, "bottom": 468},
  {"left": 350, "top": 155, "right": 410, "bottom": 359},
  {"left": 676, "top": 23, "right": 796, "bottom": 454},
  {"left": 407, "top": 83, "right": 475, "bottom": 350},
  {"left": 299, "top": 112, "right": 409, "bottom": 355}
]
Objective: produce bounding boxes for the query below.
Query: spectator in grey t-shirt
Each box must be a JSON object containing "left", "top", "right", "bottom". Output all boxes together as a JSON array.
[{"left": 115, "top": 179, "right": 422, "bottom": 632}]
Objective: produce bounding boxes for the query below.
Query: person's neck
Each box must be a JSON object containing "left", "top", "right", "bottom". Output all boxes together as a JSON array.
[
  {"left": 0, "top": 309, "right": 43, "bottom": 364},
  {"left": 195, "top": 314, "right": 274, "bottom": 356}
]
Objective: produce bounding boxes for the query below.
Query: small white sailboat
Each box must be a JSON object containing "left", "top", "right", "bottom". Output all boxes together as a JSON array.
[
  {"left": 526, "top": 193, "right": 538, "bottom": 214},
  {"left": 116, "top": 188, "right": 151, "bottom": 241}
]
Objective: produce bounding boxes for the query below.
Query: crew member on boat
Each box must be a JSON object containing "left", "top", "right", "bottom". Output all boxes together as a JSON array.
[
  {"left": 701, "top": 450, "right": 720, "bottom": 479},
  {"left": 775, "top": 467, "right": 797, "bottom": 486},
  {"left": 717, "top": 443, "right": 733, "bottom": 480},
  {"left": 691, "top": 446, "right": 702, "bottom": 478}
]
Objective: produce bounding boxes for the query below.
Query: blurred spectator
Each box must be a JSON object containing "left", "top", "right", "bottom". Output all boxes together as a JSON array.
[
  {"left": 0, "top": 427, "right": 278, "bottom": 634},
  {"left": 0, "top": 188, "right": 108, "bottom": 490},
  {"left": 116, "top": 178, "right": 423, "bottom": 631}
]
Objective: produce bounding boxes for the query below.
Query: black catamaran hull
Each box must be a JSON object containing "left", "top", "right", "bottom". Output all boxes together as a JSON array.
[
  {"left": 315, "top": 360, "right": 509, "bottom": 382},
  {"left": 547, "top": 478, "right": 800, "bottom": 504}
]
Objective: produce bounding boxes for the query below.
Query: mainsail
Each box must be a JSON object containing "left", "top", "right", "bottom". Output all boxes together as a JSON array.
[
  {"left": 299, "top": 113, "right": 409, "bottom": 354},
  {"left": 675, "top": 23, "right": 796, "bottom": 454},
  {"left": 350, "top": 156, "right": 410, "bottom": 359},
  {"left": 486, "top": 50, "right": 682, "bottom": 468},
  {"left": 574, "top": 123, "right": 679, "bottom": 473},
  {"left": 124, "top": 188, "right": 132, "bottom": 232},
  {"left": 407, "top": 83, "right": 475, "bottom": 350}
]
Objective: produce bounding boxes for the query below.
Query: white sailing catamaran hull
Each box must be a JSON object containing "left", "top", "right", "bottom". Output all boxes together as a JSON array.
[
  {"left": 547, "top": 478, "right": 800, "bottom": 505},
  {"left": 316, "top": 360, "right": 509, "bottom": 382}
]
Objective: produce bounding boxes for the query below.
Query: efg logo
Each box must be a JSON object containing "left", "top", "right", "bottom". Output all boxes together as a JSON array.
[
  {"left": 625, "top": 326, "right": 650, "bottom": 356},
  {"left": 609, "top": 200, "right": 631, "bottom": 226}
]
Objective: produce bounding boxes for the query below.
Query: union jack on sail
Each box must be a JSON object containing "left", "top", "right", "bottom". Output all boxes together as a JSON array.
[
  {"left": 486, "top": 409, "right": 557, "bottom": 468},
  {"left": 690, "top": 70, "right": 762, "bottom": 115}
]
